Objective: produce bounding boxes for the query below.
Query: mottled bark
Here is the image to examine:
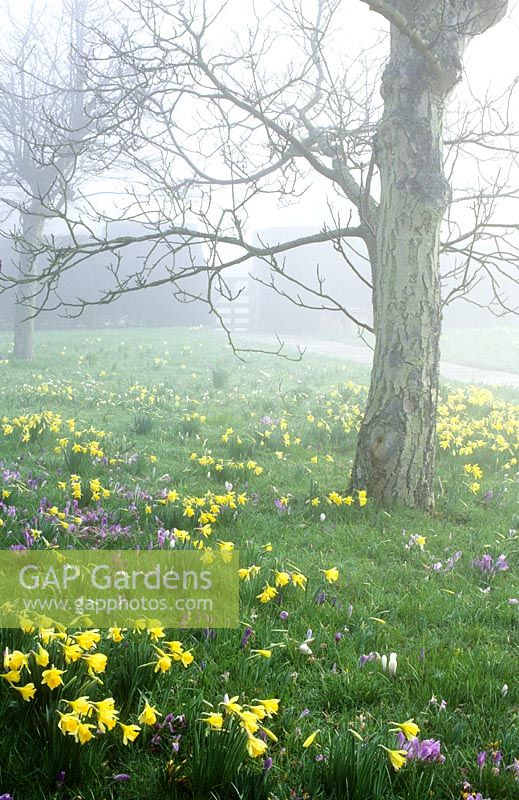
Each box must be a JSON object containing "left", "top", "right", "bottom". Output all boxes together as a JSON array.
[{"left": 351, "top": 0, "right": 507, "bottom": 507}]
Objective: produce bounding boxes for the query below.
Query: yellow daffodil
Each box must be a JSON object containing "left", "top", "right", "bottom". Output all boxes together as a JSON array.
[
  {"left": 321, "top": 567, "right": 339, "bottom": 583},
  {"left": 65, "top": 697, "right": 92, "bottom": 716},
  {"left": 256, "top": 583, "right": 278, "bottom": 603},
  {"left": 107, "top": 627, "right": 125, "bottom": 643},
  {"left": 4, "top": 650, "right": 30, "bottom": 671},
  {"left": 302, "top": 730, "right": 320, "bottom": 748},
  {"left": 380, "top": 745, "right": 408, "bottom": 771},
  {"left": 92, "top": 698, "right": 118, "bottom": 731},
  {"left": 164, "top": 640, "right": 184, "bottom": 655},
  {"left": 82, "top": 653, "right": 107, "bottom": 674},
  {"left": 74, "top": 722, "right": 96, "bottom": 745},
  {"left": 389, "top": 719, "right": 420, "bottom": 741},
  {"left": 73, "top": 630, "right": 100, "bottom": 650},
  {"left": 245, "top": 732, "right": 268, "bottom": 758},
  {"left": 217, "top": 540, "right": 235, "bottom": 552},
  {"left": 220, "top": 695, "right": 242, "bottom": 716},
  {"left": 249, "top": 649, "right": 272, "bottom": 659},
  {"left": 201, "top": 711, "right": 224, "bottom": 730},
  {"left": 291, "top": 572, "right": 307, "bottom": 589},
  {"left": 239, "top": 565, "right": 261, "bottom": 581},
  {"left": 154, "top": 653, "right": 172, "bottom": 673},
  {"left": 254, "top": 698, "right": 280, "bottom": 718},
  {"left": 13, "top": 682, "right": 36, "bottom": 702},
  {"left": 97, "top": 706, "right": 119, "bottom": 732},
  {"left": 61, "top": 642, "right": 83, "bottom": 664},
  {"left": 0, "top": 670, "right": 21, "bottom": 684},
  {"left": 274, "top": 570, "right": 291, "bottom": 587},
  {"left": 147, "top": 626, "right": 165, "bottom": 642},
  {"left": 238, "top": 710, "right": 260, "bottom": 734},
  {"left": 139, "top": 700, "right": 162, "bottom": 726},
  {"left": 41, "top": 666, "right": 66, "bottom": 690},
  {"left": 58, "top": 712, "right": 81, "bottom": 735},
  {"left": 239, "top": 567, "right": 253, "bottom": 580},
  {"left": 33, "top": 645, "right": 49, "bottom": 667},
  {"left": 179, "top": 650, "right": 194, "bottom": 668},
  {"left": 39, "top": 627, "right": 66, "bottom": 644},
  {"left": 119, "top": 722, "right": 141, "bottom": 745},
  {"left": 261, "top": 726, "right": 278, "bottom": 744}
]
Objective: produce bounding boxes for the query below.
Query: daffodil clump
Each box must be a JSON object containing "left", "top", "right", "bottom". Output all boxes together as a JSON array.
[
  {"left": 0, "top": 621, "right": 194, "bottom": 752},
  {"left": 201, "top": 693, "right": 280, "bottom": 759}
]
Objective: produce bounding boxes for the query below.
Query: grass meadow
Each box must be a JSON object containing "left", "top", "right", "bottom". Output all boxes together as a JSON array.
[{"left": 0, "top": 327, "right": 517, "bottom": 800}]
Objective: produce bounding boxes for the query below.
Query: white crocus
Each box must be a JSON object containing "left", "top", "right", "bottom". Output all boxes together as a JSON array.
[
  {"left": 388, "top": 652, "right": 398, "bottom": 676},
  {"left": 299, "top": 638, "right": 314, "bottom": 656}
]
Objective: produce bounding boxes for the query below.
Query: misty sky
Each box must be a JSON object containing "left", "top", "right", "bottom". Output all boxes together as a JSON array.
[{"left": 2, "top": 0, "right": 519, "bottom": 234}]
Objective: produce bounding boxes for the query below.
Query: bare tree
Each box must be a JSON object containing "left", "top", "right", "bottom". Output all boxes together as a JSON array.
[
  {"left": 1, "top": 0, "right": 517, "bottom": 507},
  {"left": 0, "top": 0, "right": 103, "bottom": 359}
]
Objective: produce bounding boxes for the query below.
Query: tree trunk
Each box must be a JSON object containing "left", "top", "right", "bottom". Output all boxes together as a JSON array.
[
  {"left": 13, "top": 298, "right": 36, "bottom": 361},
  {"left": 350, "top": 0, "right": 506, "bottom": 508},
  {"left": 13, "top": 216, "right": 44, "bottom": 361}
]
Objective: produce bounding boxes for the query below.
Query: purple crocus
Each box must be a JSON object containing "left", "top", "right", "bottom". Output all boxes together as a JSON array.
[
  {"left": 473, "top": 553, "right": 509, "bottom": 575},
  {"left": 476, "top": 553, "right": 493, "bottom": 572},
  {"left": 358, "top": 652, "right": 378, "bottom": 668},
  {"left": 507, "top": 758, "right": 519, "bottom": 776},
  {"left": 494, "top": 554, "right": 509, "bottom": 571},
  {"left": 241, "top": 626, "right": 253, "bottom": 648},
  {"left": 446, "top": 550, "right": 462, "bottom": 570},
  {"left": 418, "top": 739, "right": 445, "bottom": 762},
  {"left": 315, "top": 589, "right": 327, "bottom": 605},
  {"left": 396, "top": 732, "right": 445, "bottom": 763},
  {"left": 56, "top": 770, "right": 66, "bottom": 787}
]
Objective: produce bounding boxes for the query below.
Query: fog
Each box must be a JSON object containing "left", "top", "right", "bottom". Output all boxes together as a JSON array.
[{"left": 0, "top": 0, "right": 518, "bottom": 345}]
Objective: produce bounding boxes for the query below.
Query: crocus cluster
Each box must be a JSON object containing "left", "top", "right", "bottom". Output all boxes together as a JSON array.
[
  {"left": 477, "top": 748, "right": 519, "bottom": 779},
  {"left": 472, "top": 553, "right": 509, "bottom": 575},
  {"left": 150, "top": 712, "right": 186, "bottom": 751},
  {"left": 358, "top": 651, "right": 397, "bottom": 676},
  {"left": 396, "top": 731, "right": 445, "bottom": 763}
]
